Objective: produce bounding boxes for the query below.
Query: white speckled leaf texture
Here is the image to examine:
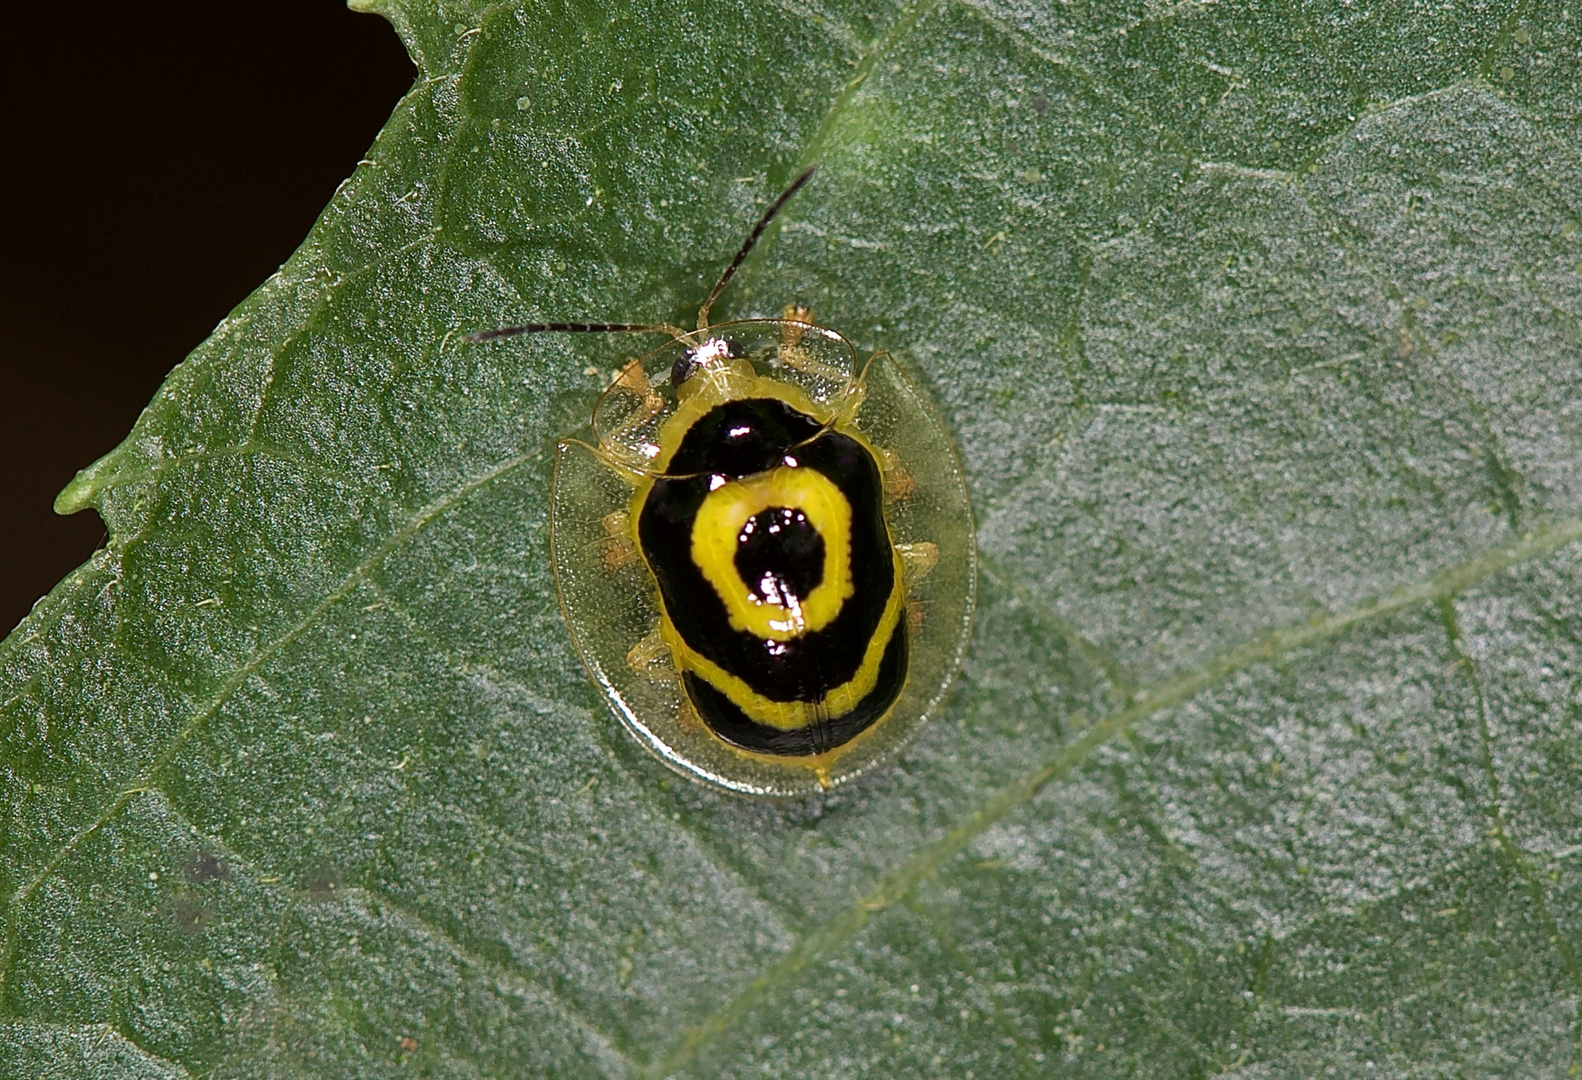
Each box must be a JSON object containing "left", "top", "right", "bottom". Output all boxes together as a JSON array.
[{"left": 4, "top": 0, "right": 1582, "bottom": 1075}]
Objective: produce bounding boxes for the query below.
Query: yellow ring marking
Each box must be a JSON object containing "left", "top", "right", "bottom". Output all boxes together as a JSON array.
[{"left": 690, "top": 466, "right": 853, "bottom": 640}]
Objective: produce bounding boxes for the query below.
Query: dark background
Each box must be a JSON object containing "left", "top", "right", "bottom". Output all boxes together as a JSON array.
[{"left": 0, "top": 5, "right": 415, "bottom": 633}]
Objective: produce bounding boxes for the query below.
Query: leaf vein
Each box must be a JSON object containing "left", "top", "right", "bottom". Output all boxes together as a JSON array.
[
  {"left": 952, "top": 0, "right": 1195, "bottom": 161},
  {"left": 458, "top": 656, "right": 805, "bottom": 947},
  {"left": 791, "top": 0, "right": 943, "bottom": 176},
  {"left": 650, "top": 515, "right": 1582, "bottom": 1075},
  {"left": 0, "top": 1019, "right": 192, "bottom": 1078},
  {"left": 1440, "top": 599, "right": 1582, "bottom": 1002},
  {"left": 0, "top": 446, "right": 542, "bottom": 1002},
  {"left": 340, "top": 883, "right": 637, "bottom": 1076}
]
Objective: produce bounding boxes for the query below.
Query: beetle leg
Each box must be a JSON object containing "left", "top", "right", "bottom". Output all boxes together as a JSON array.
[
  {"left": 878, "top": 446, "right": 918, "bottom": 501},
  {"left": 600, "top": 358, "right": 669, "bottom": 448},
  {"left": 626, "top": 624, "right": 672, "bottom": 679},
  {"left": 781, "top": 304, "right": 814, "bottom": 347},
  {"left": 613, "top": 357, "right": 662, "bottom": 407},
  {"left": 599, "top": 509, "right": 638, "bottom": 569},
  {"left": 898, "top": 541, "right": 939, "bottom": 586},
  {"left": 775, "top": 303, "right": 849, "bottom": 383},
  {"left": 676, "top": 697, "right": 704, "bottom": 733}
]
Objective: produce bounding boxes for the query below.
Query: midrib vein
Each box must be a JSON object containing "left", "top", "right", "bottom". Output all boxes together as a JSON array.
[
  {"left": 0, "top": 448, "right": 540, "bottom": 1002},
  {"left": 648, "top": 515, "right": 1582, "bottom": 1076},
  {"left": 792, "top": 0, "right": 942, "bottom": 176}
]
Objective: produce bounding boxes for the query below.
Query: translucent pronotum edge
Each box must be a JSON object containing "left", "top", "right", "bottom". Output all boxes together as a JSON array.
[{"left": 590, "top": 319, "right": 859, "bottom": 476}]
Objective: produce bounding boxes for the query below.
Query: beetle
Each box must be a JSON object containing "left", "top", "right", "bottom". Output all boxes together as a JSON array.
[{"left": 469, "top": 167, "right": 975, "bottom": 796}]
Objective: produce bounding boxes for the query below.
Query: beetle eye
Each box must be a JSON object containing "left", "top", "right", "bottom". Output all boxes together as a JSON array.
[
  {"left": 670, "top": 355, "right": 698, "bottom": 387},
  {"left": 673, "top": 336, "right": 743, "bottom": 387}
]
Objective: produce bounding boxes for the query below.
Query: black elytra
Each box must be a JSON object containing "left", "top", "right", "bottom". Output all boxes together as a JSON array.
[
  {"left": 682, "top": 621, "right": 908, "bottom": 756},
  {"left": 636, "top": 397, "right": 908, "bottom": 756}
]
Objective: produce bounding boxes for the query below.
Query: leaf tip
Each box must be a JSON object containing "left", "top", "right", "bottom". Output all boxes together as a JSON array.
[{"left": 53, "top": 456, "right": 114, "bottom": 516}]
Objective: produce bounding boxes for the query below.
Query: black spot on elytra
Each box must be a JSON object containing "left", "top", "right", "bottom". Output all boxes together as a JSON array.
[{"left": 735, "top": 507, "right": 824, "bottom": 605}]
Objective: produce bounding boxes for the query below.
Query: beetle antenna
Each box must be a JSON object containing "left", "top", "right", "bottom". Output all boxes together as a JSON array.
[
  {"left": 695, "top": 164, "right": 817, "bottom": 331},
  {"left": 465, "top": 322, "right": 687, "bottom": 344}
]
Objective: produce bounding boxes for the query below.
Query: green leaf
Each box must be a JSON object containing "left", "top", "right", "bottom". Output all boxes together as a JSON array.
[{"left": 5, "top": 0, "right": 1582, "bottom": 1074}]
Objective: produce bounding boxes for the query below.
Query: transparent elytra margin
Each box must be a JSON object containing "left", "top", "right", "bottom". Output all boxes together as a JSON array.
[{"left": 550, "top": 319, "right": 976, "bottom": 797}]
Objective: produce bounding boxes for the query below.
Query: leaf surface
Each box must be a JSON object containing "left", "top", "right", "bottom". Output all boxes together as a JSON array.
[{"left": 5, "top": 0, "right": 1582, "bottom": 1075}]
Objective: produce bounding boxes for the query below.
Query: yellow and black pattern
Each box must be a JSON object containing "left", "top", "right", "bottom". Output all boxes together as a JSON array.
[{"left": 635, "top": 395, "right": 908, "bottom": 757}]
